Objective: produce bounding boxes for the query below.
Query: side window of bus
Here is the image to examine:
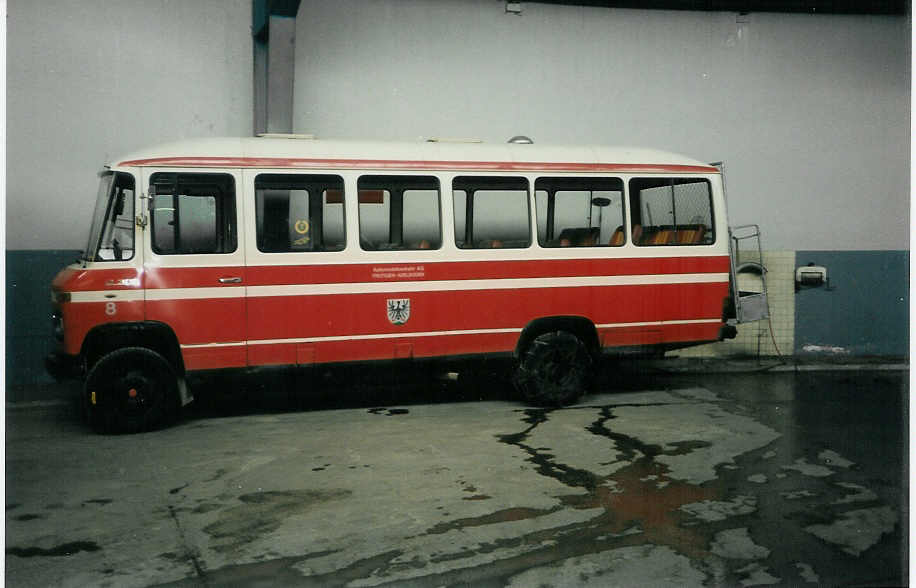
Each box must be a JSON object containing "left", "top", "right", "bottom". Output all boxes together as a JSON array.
[
  {"left": 535, "top": 177, "right": 624, "bottom": 247},
  {"left": 358, "top": 176, "right": 440, "bottom": 250},
  {"left": 628, "top": 178, "right": 715, "bottom": 246},
  {"left": 94, "top": 173, "right": 136, "bottom": 261},
  {"left": 150, "top": 173, "right": 237, "bottom": 255},
  {"left": 255, "top": 174, "right": 345, "bottom": 252},
  {"left": 453, "top": 177, "right": 530, "bottom": 249}
]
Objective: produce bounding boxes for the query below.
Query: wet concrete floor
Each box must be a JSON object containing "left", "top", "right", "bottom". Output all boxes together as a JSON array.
[{"left": 5, "top": 362, "right": 907, "bottom": 587}]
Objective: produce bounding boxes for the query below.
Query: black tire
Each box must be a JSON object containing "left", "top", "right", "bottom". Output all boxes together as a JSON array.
[
  {"left": 514, "top": 331, "right": 592, "bottom": 406},
  {"left": 84, "top": 347, "right": 179, "bottom": 434}
]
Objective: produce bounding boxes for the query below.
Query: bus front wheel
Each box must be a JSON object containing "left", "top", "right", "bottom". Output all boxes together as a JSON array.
[
  {"left": 84, "top": 347, "right": 179, "bottom": 434},
  {"left": 515, "top": 331, "right": 591, "bottom": 407}
]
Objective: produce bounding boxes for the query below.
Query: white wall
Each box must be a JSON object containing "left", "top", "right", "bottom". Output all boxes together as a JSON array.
[
  {"left": 7, "top": 0, "right": 253, "bottom": 250},
  {"left": 294, "top": 0, "right": 909, "bottom": 251}
]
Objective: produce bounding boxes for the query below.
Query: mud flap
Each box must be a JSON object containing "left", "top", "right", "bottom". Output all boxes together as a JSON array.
[{"left": 177, "top": 377, "right": 194, "bottom": 407}]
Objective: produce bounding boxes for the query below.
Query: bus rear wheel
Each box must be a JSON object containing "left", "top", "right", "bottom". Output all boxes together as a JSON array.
[
  {"left": 515, "top": 331, "right": 591, "bottom": 407},
  {"left": 84, "top": 347, "right": 179, "bottom": 434}
]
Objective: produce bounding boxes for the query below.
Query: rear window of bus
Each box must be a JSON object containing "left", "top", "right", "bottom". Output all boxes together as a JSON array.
[{"left": 628, "top": 178, "right": 715, "bottom": 246}]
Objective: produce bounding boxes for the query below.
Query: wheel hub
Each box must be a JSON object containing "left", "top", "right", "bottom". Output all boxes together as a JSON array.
[{"left": 121, "top": 373, "right": 150, "bottom": 412}]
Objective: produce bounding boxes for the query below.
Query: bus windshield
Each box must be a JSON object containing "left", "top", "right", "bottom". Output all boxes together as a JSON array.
[{"left": 83, "top": 171, "right": 136, "bottom": 262}]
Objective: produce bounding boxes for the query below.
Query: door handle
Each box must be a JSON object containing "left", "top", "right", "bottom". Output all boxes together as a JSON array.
[{"left": 218, "top": 277, "right": 242, "bottom": 284}]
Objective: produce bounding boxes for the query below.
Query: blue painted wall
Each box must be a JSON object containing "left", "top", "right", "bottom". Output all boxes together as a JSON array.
[
  {"left": 6, "top": 250, "right": 82, "bottom": 393},
  {"left": 794, "top": 251, "right": 909, "bottom": 357}
]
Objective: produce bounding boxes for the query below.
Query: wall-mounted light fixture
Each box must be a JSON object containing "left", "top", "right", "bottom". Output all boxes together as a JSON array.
[
  {"left": 795, "top": 263, "right": 832, "bottom": 292},
  {"left": 506, "top": 1, "right": 522, "bottom": 15}
]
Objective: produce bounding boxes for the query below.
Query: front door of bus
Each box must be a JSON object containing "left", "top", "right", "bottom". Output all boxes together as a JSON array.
[{"left": 141, "top": 169, "right": 247, "bottom": 371}]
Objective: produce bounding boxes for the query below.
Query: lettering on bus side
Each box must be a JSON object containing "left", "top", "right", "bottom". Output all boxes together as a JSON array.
[{"left": 370, "top": 266, "right": 426, "bottom": 280}]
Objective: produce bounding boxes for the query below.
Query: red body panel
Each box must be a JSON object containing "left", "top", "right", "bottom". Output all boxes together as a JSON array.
[
  {"left": 144, "top": 265, "right": 247, "bottom": 367},
  {"left": 245, "top": 283, "right": 726, "bottom": 342},
  {"left": 53, "top": 256, "right": 730, "bottom": 371},
  {"left": 181, "top": 346, "right": 248, "bottom": 371},
  {"left": 52, "top": 267, "right": 145, "bottom": 355},
  {"left": 145, "top": 298, "right": 245, "bottom": 345},
  {"left": 144, "top": 266, "right": 246, "bottom": 289}
]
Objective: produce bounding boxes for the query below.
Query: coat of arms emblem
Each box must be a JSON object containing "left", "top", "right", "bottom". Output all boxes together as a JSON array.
[{"left": 387, "top": 298, "right": 410, "bottom": 325}]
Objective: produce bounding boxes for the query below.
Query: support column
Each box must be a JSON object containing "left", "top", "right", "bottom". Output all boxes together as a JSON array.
[
  {"left": 266, "top": 16, "right": 295, "bottom": 133},
  {"left": 252, "top": 1, "right": 300, "bottom": 135}
]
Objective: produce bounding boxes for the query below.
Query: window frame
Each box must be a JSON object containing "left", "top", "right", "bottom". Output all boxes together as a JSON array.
[
  {"left": 86, "top": 171, "right": 137, "bottom": 262},
  {"left": 254, "top": 173, "right": 346, "bottom": 254},
  {"left": 149, "top": 172, "right": 238, "bottom": 256},
  {"left": 534, "top": 176, "right": 626, "bottom": 248},
  {"left": 357, "top": 175, "right": 442, "bottom": 252},
  {"left": 452, "top": 176, "right": 532, "bottom": 250}
]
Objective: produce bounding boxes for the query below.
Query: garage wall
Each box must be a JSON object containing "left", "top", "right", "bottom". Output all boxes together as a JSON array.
[
  {"left": 293, "top": 0, "right": 909, "bottom": 252},
  {"left": 6, "top": 0, "right": 253, "bottom": 390},
  {"left": 7, "top": 0, "right": 253, "bottom": 251}
]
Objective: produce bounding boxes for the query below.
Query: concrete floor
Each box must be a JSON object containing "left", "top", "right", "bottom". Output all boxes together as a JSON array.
[{"left": 5, "top": 363, "right": 908, "bottom": 587}]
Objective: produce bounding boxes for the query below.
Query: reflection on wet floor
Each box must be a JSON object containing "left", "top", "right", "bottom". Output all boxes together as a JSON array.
[{"left": 496, "top": 405, "right": 722, "bottom": 563}]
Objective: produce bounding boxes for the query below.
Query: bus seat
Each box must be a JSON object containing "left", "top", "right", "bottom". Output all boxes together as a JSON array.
[
  {"left": 676, "top": 225, "right": 706, "bottom": 244},
  {"left": 652, "top": 229, "right": 675, "bottom": 245},
  {"left": 609, "top": 226, "right": 624, "bottom": 246},
  {"left": 640, "top": 228, "right": 673, "bottom": 245},
  {"left": 580, "top": 227, "right": 599, "bottom": 246},
  {"left": 631, "top": 224, "right": 643, "bottom": 244},
  {"left": 557, "top": 227, "right": 598, "bottom": 247}
]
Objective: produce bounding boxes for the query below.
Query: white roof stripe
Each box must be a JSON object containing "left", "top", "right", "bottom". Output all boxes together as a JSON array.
[{"left": 112, "top": 137, "right": 715, "bottom": 170}]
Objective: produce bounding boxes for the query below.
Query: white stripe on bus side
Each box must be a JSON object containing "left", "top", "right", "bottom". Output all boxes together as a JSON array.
[
  {"left": 595, "top": 318, "right": 723, "bottom": 328},
  {"left": 245, "top": 273, "right": 730, "bottom": 298},
  {"left": 69, "top": 291, "right": 146, "bottom": 303},
  {"left": 69, "top": 273, "right": 728, "bottom": 303},
  {"left": 179, "top": 319, "right": 723, "bottom": 349},
  {"left": 145, "top": 287, "right": 246, "bottom": 301}
]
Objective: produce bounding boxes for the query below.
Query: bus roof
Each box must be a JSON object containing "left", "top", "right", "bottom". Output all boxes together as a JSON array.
[{"left": 114, "top": 136, "right": 719, "bottom": 174}]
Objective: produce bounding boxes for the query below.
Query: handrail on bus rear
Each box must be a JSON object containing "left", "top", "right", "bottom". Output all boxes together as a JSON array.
[
  {"left": 730, "top": 224, "right": 763, "bottom": 256},
  {"left": 727, "top": 223, "right": 769, "bottom": 324}
]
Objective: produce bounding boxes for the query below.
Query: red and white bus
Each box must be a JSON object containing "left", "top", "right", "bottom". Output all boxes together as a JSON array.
[{"left": 47, "top": 135, "right": 767, "bottom": 432}]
